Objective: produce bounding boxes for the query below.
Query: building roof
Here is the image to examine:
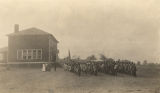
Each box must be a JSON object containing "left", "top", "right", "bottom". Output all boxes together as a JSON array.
[
  {"left": 7, "top": 27, "right": 51, "bottom": 36},
  {"left": 0, "top": 47, "right": 8, "bottom": 53},
  {"left": 7, "top": 27, "right": 59, "bottom": 43}
]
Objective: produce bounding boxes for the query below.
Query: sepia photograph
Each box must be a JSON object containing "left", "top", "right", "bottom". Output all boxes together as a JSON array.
[{"left": 0, "top": 0, "right": 160, "bottom": 93}]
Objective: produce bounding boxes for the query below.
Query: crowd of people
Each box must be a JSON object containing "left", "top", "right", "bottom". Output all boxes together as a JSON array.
[{"left": 63, "top": 59, "right": 137, "bottom": 77}]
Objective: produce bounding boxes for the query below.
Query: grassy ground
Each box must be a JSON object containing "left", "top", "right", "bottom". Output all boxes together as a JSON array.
[{"left": 0, "top": 65, "right": 160, "bottom": 93}]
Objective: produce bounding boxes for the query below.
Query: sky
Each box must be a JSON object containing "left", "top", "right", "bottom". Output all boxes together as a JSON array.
[{"left": 0, "top": 0, "right": 160, "bottom": 63}]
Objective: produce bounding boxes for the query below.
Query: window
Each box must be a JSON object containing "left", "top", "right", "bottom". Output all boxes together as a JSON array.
[
  {"left": 33, "top": 50, "right": 37, "bottom": 59},
  {"left": 17, "top": 49, "right": 42, "bottom": 60},
  {"left": 37, "top": 49, "right": 42, "bottom": 59},
  {"left": 17, "top": 50, "right": 23, "bottom": 60},
  {"left": 28, "top": 50, "right": 32, "bottom": 60},
  {"left": 23, "top": 50, "right": 27, "bottom": 60},
  {"left": 0, "top": 54, "right": 4, "bottom": 60}
]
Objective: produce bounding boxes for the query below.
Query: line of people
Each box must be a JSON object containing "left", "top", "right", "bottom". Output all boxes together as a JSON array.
[
  {"left": 64, "top": 61, "right": 98, "bottom": 76},
  {"left": 98, "top": 60, "right": 137, "bottom": 77},
  {"left": 63, "top": 60, "right": 137, "bottom": 77}
]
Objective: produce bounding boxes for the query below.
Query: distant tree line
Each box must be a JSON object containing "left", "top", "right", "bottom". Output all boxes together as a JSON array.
[{"left": 62, "top": 53, "right": 159, "bottom": 66}]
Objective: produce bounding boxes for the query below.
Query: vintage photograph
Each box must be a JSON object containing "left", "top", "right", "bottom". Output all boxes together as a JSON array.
[{"left": 0, "top": 0, "right": 160, "bottom": 93}]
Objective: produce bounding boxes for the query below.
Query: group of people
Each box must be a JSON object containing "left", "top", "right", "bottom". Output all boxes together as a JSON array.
[
  {"left": 64, "top": 61, "right": 98, "bottom": 76},
  {"left": 116, "top": 61, "right": 137, "bottom": 76},
  {"left": 98, "top": 60, "right": 137, "bottom": 76},
  {"left": 63, "top": 59, "right": 137, "bottom": 77}
]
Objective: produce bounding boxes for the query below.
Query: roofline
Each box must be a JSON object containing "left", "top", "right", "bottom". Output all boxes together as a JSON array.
[
  {"left": 6, "top": 27, "right": 51, "bottom": 36},
  {"left": 7, "top": 33, "right": 59, "bottom": 43},
  {"left": 49, "top": 34, "right": 59, "bottom": 43},
  {"left": 6, "top": 27, "right": 59, "bottom": 43},
  {"left": 7, "top": 33, "right": 51, "bottom": 37}
]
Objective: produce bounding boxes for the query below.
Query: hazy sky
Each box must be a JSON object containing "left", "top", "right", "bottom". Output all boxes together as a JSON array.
[{"left": 0, "top": 0, "right": 160, "bottom": 62}]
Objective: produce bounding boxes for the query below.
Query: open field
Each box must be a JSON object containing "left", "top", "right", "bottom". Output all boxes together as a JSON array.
[{"left": 0, "top": 65, "right": 160, "bottom": 93}]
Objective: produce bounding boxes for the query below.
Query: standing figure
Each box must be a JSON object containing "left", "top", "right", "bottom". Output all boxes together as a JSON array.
[{"left": 54, "top": 62, "right": 57, "bottom": 71}]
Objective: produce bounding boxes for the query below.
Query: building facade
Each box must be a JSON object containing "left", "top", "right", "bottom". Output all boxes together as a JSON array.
[
  {"left": 0, "top": 47, "right": 8, "bottom": 62},
  {"left": 7, "top": 24, "right": 59, "bottom": 62}
]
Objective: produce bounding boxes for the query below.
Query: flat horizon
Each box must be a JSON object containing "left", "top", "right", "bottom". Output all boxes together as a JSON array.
[{"left": 0, "top": 0, "right": 160, "bottom": 63}]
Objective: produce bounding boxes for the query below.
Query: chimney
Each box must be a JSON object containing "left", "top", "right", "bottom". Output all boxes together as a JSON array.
[{"left": 14, "top": 24, "right": 19, "bottom": 33}]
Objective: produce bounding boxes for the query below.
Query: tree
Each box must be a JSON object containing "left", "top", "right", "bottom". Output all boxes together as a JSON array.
[
  {"left": 107, "top": 58, "right": 114, "bottom": 62},
  {"left": 99, "top": 54, "right": 107, "bottom": 61},
  {"left": 137, "top": 61, "right": 141, "bottom": 65},
  {"left": 86, "top": 55, "right": 97, "bottom": 61},
  {"left": 72, "top": 55, "right": 81, "bottom": 60},
  {"left": 143, "top": 60, "right": 148, "bottom": 65}
]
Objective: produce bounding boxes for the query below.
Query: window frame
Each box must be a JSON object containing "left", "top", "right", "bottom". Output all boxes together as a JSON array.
[{"left": 17, "top": 49, "right": 42, "bottom": 60}]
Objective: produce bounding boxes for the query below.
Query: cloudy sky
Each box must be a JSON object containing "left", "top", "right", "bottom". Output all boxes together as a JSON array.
[{"left": 0, "top": 0, "right": 160, "bottom": 62}]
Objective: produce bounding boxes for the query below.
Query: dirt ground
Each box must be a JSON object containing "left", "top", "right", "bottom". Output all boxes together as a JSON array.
[{"left": 0, "top": 65, "right": 160, "bottom": 93}]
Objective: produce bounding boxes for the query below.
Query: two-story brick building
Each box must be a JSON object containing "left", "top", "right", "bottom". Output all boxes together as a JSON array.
[{"left": 7, "top": 24, "right": 59, "bottom": 63}]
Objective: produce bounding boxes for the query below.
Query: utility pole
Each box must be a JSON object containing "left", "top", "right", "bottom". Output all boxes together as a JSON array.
[{"left": 68, "top": 50, "right": 71, "bottom": 62}]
